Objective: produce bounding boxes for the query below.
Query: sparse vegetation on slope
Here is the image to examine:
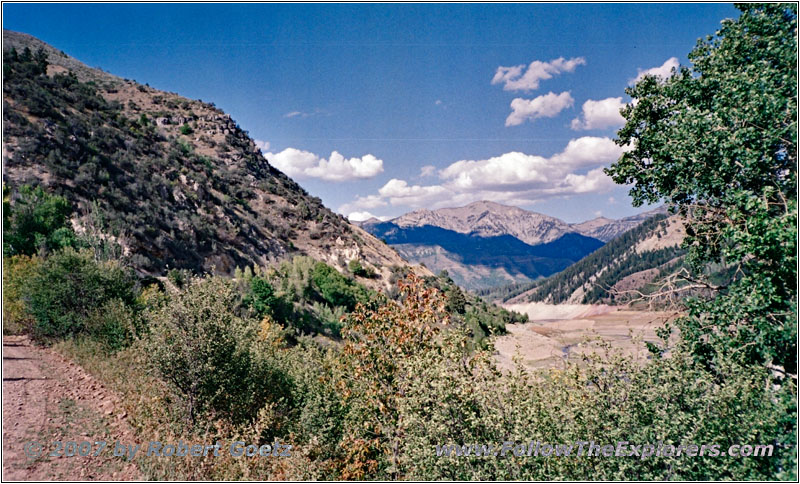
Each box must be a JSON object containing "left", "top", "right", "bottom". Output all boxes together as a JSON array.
[{"left": 2, "top": 31, "right": 408, "bottom": 282}]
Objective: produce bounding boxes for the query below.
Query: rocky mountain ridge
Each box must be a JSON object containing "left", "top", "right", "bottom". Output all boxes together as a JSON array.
[{"left": 373, "top": 200, "right": 665, "bottom": 245}]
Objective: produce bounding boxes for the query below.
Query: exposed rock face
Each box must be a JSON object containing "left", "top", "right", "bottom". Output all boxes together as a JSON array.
[
  {"left": 389, "top": 200, "right": 665, "bottom": 244},
  {"left": 569, "top": 207, "right": 668, "bottom": 242},
  {"left": 392, "top": 201, "right": 573, "bottom": 246}
]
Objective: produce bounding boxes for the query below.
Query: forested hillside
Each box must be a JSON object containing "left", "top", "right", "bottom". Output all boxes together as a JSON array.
[
  {"left": 362, "top": 201, "right": 663, "bottom": 290},
  {"left": 479, "top": 214, "right": 686, "bottom": 304},
  {"left": 366, "top": 220, "right": 603, "bottom": 290}
]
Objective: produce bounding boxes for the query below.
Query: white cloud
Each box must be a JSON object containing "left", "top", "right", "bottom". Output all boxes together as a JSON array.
[
  {"left": 283, "top": 108, "right": 330, "bottom": 119},
  {"left": 419, "top": 165, "right": 437, "bottom": 177},
  {"left": 571, "top": 97, "right": 626, "bottom": 130},
  {"left": 435, "top": 99, "right": 443, "bottom": 106},
  {"left": 254, "top": 139, "right": 271, "bottom": 152},
  {"left": 549, "top": 136, "right": 626, "bottom": 169},
  {"left": 342, "top": 137, "right": 627, "bottom": 211},
  {"left": 505, "top": 91, "right": 574, "bottom": 127},
  {"left": 562, "top": 166, "right": 617, "bottom": 194},
  {"left": 633, "top": 57, "right": 679, "bottom": 83},
  {"left": 378, "top": 179, "right": 450, "bottom": 207},
  {"left": 266, "top": 148, "right": 384, "bottom": 182},
  {"left": 347, "top": 211, "right": 389, "bottom": 222},
  {"left": 338, "top": 194, "right": 387, "bottom": 215},
  {"left": 492, "top": 57, "right": 586, "bottom": 91}
]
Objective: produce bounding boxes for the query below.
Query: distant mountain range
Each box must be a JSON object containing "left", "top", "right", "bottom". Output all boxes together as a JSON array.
[
  {"left": 482, "top": 213, "right": 687, "bottom": 305},
  {"left": 360, "top": 201, "right": 666, "bottom": 290}
]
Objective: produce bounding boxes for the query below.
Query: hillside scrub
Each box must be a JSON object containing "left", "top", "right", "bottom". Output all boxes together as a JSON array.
[
  {"left": 45, "top": 271, "right": 798, "bottom": 480},
  {"left": 2, "top": 4, "right": 796, "bottom": 480},
  {"left": 4, "top": 234, "right": 795, "bottom": 479},
  {"left": 2, "top": 43, "right": 365, "bottom": 276}
]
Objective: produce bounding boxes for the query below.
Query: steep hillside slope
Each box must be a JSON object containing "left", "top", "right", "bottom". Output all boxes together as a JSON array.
[
  {"left": 488, "top": 214, "right": 687, "bottom": 304},
  {"left": 2, "top": 30, "right": 417, "bottom": 284}
]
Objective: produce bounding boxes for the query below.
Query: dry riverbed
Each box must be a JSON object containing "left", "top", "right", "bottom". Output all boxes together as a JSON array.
[{"left": 494, "top": 303, "right": 677, "bottom": 371}]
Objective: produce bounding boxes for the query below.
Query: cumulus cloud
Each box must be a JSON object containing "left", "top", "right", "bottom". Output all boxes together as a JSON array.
[
  {"left": 338, "top": 194, "right": 387, "bottom": 215},
  {"left": 570, "top": 97, "right": 626, "bottom": 130},
  {"left": 347, "top": 211, "right": 389, "bottom": 222},
  {"left": 419, "top": 165, "right": 437, "bottom": 177},
  {"left": 492, "top": 57, "right": 586, "bottom": 91},
  {"left": 632, "top": 57, "right": 679, "bottom": 83},
  {"left": 342, "top": 136, "right": 626, "bottom": 211},
  {"left": 505, "top": 91, "right": 574, "bottom": 127},
  {"left": 378, "top": 179, "right": 450, "bottom": 207},
  {"left": 266, "top": 148, "right": 384, "bottom": 182}
]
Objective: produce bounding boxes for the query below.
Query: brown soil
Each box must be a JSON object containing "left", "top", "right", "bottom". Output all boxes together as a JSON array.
[
  {"left": 2, "top": 336, "right": 140, "bottom": 480},
  {"left": 494, "top": 305, "right": 677, "bottom": 371}
]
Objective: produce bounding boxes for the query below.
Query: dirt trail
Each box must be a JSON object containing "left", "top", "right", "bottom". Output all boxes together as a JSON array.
[{"left": 2, "top": 336, "right": 140, "bottom": 480}]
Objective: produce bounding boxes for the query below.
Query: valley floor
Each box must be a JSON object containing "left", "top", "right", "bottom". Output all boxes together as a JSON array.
[{"left": 494, "top": 303, "right": 678, "bottom": 371}]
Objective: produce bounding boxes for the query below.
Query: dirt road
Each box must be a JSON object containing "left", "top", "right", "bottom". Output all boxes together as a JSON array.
[{"left": 2, "top": 336, "right": 140, "bottom": 480}]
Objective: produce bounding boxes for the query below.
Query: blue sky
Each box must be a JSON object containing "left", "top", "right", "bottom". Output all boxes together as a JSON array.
[{"left": 3, "top": 3, "right": 739, "bottom": 223}]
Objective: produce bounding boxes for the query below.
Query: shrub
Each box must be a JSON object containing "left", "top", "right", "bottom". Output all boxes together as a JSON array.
[
  {"left": 3, "top": 184, "right": 77, "bottom": 256},
  {"left": 348, "top": 259, "right": 375, "bottom": 278},
  {"left": 84, "top": 298, "right": 139, "bottom": 351},
  {"left": 24, "top": 248, "right": 137, "bottom": 340},
  {"left": 145, "top": 277, "right": 288, "bottom": 424},
  {"left": 245, "top": 276, "right": 277, "bottom": 318},
  {"left": 311, "top": 261, "right": 368, "bottom": 311},
  {"left": 167, "top": 268, "right": 191, "bottom": 289},
  {"left": 2, "top": 254, "right": 41, "bottom": 334},
  {"left": 180, "top": 123, "right": 194, "bottom": 135}
]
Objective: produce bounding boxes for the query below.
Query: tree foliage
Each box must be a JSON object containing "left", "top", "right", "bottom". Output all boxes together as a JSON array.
[
  {"left": 3, "top": 184, "right": 77, "bottom": 257},
  {"left": 607, "top": 3, "right": 797, "bottom": 373}
]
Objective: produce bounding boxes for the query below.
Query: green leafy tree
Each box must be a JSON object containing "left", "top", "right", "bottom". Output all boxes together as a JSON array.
[
  {"left": 311, "top": 261, "right": 367, "bottom": 311},
  {"left": 246, "top": 276, "right": 278, "bottom": 318},
  {"left": 607, "top": 3, "right": 797, "bottom": 373},
  {"left": 3, "top": 185, "right": 77, "bottom": 256}
]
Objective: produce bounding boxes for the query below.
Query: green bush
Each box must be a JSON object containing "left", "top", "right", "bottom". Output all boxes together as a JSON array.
[
  {"left": 167, "top": 268, "right": 191, "bottom": 289},
  {"left": 245, "top": 276, "right": 277, "bottom": 318},
  {"left": 311, "top": 261, "right": 368, "bottom": 311},
  {"left": 2, "top": 254, "right": 41, "bottom": 334},
  {"left": 145, "top": 277, "right": 289, "bottom": 424},
  {"left": 179, "top": 123, "right": 193, "bottom": 135},
  {"left": 3, "top": 184, "right": 77, "bottom": 256},
  {"left": 24, "top": 248, "right": 137, "bottom": 340},
  {"left": 348, "top": 259, "right": 374, "bottom": 278},
  {"left": 84, "top": 298, "right": 139, "bottom": 351}
]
